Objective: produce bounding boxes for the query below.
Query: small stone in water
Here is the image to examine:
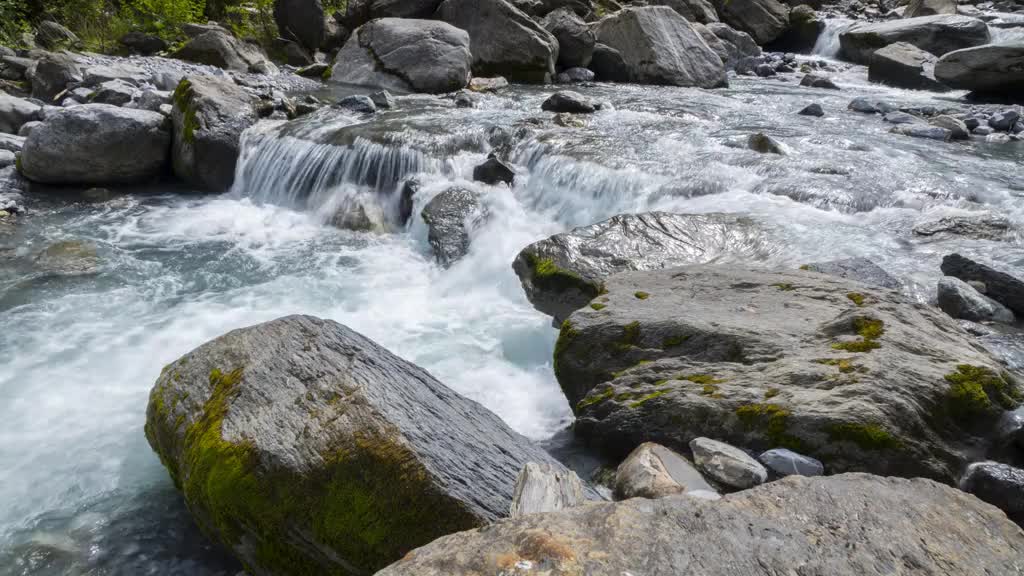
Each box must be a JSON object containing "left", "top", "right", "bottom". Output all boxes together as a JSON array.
[
  {"left": 370, "top": 90, "right": 395, "bottom": 110},
  {"left": 336, "top": 95, "right": 376, "bottom": 114},
  {"left": 798, "top": 103, "right": 824, "bottom": 116},
  {"left": 747, "top": 133, "right": 784, "bottom": 154}
]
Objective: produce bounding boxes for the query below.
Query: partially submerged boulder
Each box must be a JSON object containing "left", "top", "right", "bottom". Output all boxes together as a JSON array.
[
  {"left": 19, "top": 104, "right": 170, "bottom": 185},
  {"left": 868, "top": 42, "right": 948, "bottom": 91},
  {"left": 512, "top": 212, "right": 774, "bottom": 323},
  {"left": 839, "top": 15, "right": 989, "bottom": 65},
  {"left": 329, "top": 18, "right": 472, "bottom": 94},
  {"left": 559, "top": 265, "right": 1019, "bottom": 481},
  {"left": 937, "top": 276, "right": 1015, "bottom": 324},
  {"left": 421, "top": 186, "right": 484, "bottom": 267},
  {"left": 171, "top": 76, "right": 257, "bottom": 192},
  {"left": 595, "top": 7, "right": 727, "bottom": 88},
  {"left": 542, "top": 8, "right": 595, "bottom": 69},
  {"left": 942, "top": 253, "right": 1024, "bottom": 316},
  {"left": 145, "top": 315, "right": 570, "bottom": 575},
  {"left": 436, "top": 0, "right": 559, "bottom": 83},
  {"left": 378, "top": 474, "right": 1024, "bottom": 575},
  {"left": 935, "top": 44, "right": 1024, "bottom": 98}
]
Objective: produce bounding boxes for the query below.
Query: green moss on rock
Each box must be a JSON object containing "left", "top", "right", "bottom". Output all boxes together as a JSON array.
[
  {"left": 736, "top": 403, "right": 804, "bottom": 450},
  {"left": 772, "top": 283, "right": 795, "bottom": 291},
  {"left": 525, "top": 253, "right": 602, "bottom": 299},
  {"left": 634, "top": 291, "right": 650, "bottom": 300},
  {"left": 944, "top": 364, "right": 1020, "bottom": 421},
  {"left": 662, "top": 334, "right": 688, "bottom": 348},
  {"left": 832, "top": 317, "right": 884, "bottom": 353},
  {"left": 590, "top": 303, "right": 606, "bottom": 311},
  {"left": 846, "top": 292, "right": 866, "bottom": 307},
  {"left": 826, "top": 422, "right": 901, "bottom": 450},
  {"left": 577, "top": 386, "right": 614, "bottom": 410}
]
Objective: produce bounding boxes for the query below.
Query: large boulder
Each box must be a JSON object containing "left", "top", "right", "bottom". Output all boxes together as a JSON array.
[
  {"left": 343, "top": 0, "right": 444, "bottom": 29},
  {"left": 28, "top": 52, "right": 83, "bottom": 103},
  {"left": 904, "top": 0, "right": 956, "bottom": 17},
  {"left": 274, "top": 0, "right": 325, "bottom": 52},
  {"left": 595, "top": 7, "right": 727, "bottom": 87},
  {"left": 512, "top": 212, "right": 774, "bottom": 323},
  {"left": 35, "top": 21, "right": 80, "bottom": 50},
  {"left": 145, "top": 315, "right": 573, "bottom": 575},
  {"left": 711, "top": 0, "right": 790, "bottom": 45},
  {"left": 648, "top": 0, "right": 719, "bottom": 24},
  {"left": 557, "top": 265, "right": 1020, "bottom": 481},
  {"left": 0, "top": 93, "right": 41, "bottom": 134},
  {"left": 421, "top": 186, "right": 484, "bottom": 267},
  {"left": 706, "top": 23, "right": 761, "bottom": 68},
  {"left": 329, "top": 19, "right": 471, "bottom": 94},
  {"left": 960, "top": 461, "right": 1024, "bottom": 524},
  {"left": 542, "top": 8, "right": 595, "bottom": 69},
  {"left": 934, "top": 44, "right": 1024, "bottom": 98},
  {"left": 19, "top": 104, "right": 169, "bottom": 185},
  {"left": 378, "top": 474, "right": 1024, "bottom": 575},
  {"left": 436, "top": 0, "right": 559, "bottom": 83},
  {"left": 768, "top": 5, "right": 824, "bottom": 53},
  {"left": 172, "top": 30, "right": 276, "bottom": 73},
  {"left": 839, "top": 15, "right": 990, "bottom": 65},
  {"left": 171, "top": 76, "right": 257, "bottom": 192},
  {"left": 868, "top": 42, "right": 948, "bottom": 91}
]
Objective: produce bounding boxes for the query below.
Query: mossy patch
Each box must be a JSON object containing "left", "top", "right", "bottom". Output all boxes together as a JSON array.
[
  {"left": 679, "top": 374, "right": 724, "bottom": 385},
  {"left": 944, "top": 364, "right": 1020, "bottom": 421},
  {"left": 173, "top": 78, "right": 198, "bottom": 144},
  {"left": 634, "top": 291, "right": 650, "bottom": 300},
  {"left": 764, "top": 388, "right": 780, "bottom": 399},
  {"left": 577, "top": 386, "right": 614, "bottom": 410},
  {"left": 772, "top": 283, "right": 795, "bottom": 291},
  {"left": 662, "top": 334, "right": 689, "bottom": 348},
  {"left": 831, "top": 317, "right": 884, "bottom": 353},
  {"left": 826, "top": 422, "right": 901, "bottom": 450},
  {"left": 553, "top": 320, "right": 578, "bottom": 376},
  {"left": 525, "top": 253, "right": 602, "bottom": 299},
  {"left": 628, "top": 389, "right": 668, "bottom": 407},
  {"left": 846, "top": 292, "right": 866, "bottom": 307},
  {"left": 798, "top": 264, "right": 810, "bottom": 271},
  {"left": 735, "top": 403, "right": 804, "bottom": 450},
  {"left": 589, "top": 303, "right": 606, "bottom": 311},
  {"left": 815, "top": 358, "right": 857, "bottom": 374}
]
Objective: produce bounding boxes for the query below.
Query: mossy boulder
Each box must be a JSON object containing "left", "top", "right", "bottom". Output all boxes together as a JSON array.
[
  {"left": 512, "top": 212, "right": 775, "bottom": 324},
  {"left": 170, "top": 76, "right": 257, "bottom": 193},
  {"left": 558, "top": 265, "right": 1020, "bottom": 482},
  {"left": 145, "top": 315, "right": 574, "bottom": 575}
]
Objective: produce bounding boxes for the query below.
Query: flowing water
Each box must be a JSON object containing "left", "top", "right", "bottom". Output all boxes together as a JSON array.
[{"left": 2, "top": 57, "right": 1024, "bottom": 575}]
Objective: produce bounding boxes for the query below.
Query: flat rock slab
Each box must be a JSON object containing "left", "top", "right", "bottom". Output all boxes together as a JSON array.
[{"left": 378, "top": 474, "right": 1024, "bottom": 575}]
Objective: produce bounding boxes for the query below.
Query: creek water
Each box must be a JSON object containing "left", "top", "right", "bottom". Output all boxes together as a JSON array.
[{"left": 2, "top": 52, "right": 1024, "bottom": 575}]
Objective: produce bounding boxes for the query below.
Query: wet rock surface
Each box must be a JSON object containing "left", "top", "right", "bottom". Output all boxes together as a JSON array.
[
  {"left": 421, "top": 186, "right": 484, "bottom": 267},
  {"left": 942, "top": 253, "right": 1024, "bottom": 316}
]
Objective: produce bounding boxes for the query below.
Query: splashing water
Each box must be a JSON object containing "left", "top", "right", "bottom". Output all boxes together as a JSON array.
[{"left": 812, "top": 18, "right": 855, "bottom": 58}]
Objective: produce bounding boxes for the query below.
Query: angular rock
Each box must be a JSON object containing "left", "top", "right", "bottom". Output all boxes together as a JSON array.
[
  {"left": 935, "top": 44, "right": 1024, "bottom": 98},
  {"left": 274, "top": 0, "right": 325, "bottom": 52},
  {"left": 377, "top": 474, "right": 1024, "bottom": 576},
  {"left": 182, "top": 23, "right": 231, "bottom": 38},
  {"left": 29, "top": 52, "right": 83, "bottom": 103},
  {"left": 437, "top": 0, "right": 559, "bottom": 83},
  {"left": 541, "top": 91, "right": 594, "bottom": 114},
  {"left": 937, "top": 276, "right": 1015, "bottom": 324},
  {"left": 555, "top": 67, "right": 595, "bottom": 84},
  {"left": 998, "top": 406, "right": 1024, "bottom": 451},
  {"left": 747, "top": 132, "right": 784, "bottom": 154},
  {"left": 839, "top": 16, "right": 990, "bottom": 65},
  {"left": 589, "top": 43, "right": 629, "bottom": 82},
  {"left": 706, "top": 23, "right": 761, "bottom": 69},
  {"left": 543, "top": 8, "right": 595, "bottom": 69},
  {"left": 83, "top": 63, "right": 150, "bottom": 87},
  {"left": 560, "top": 265, "right": 1018, "bottom": 480},
  {"left": 172, "top": 30, "right": 276, "bottom": 73},
  {"left": 513, "top": 212, "right": 774, "bottom": 323},
  {"left": 509, "top": 462, "right": 587, "bottom": 517},
  {"left": 0, "top": 133, "right": 25, "bottom": 153},
  {"left": 146, "top": 315, "right": 570, "bottom": 575},
  {"left": 595, "top": 7, "right": 727, "bottom": 88},
  {"left": 329, "top": 194, "right": 387, "bottom": 232},
  {"left": 614, "top": 442, "right": 717, "bottom": 500},
  {"left": 868, "top": 42, "right": 948, "bottom": 91},
  {"left": 930, "top": 115, "right": 969, "bottom": 139},
  {"left": 711, "top": 0, "right": 790, "bottom": 45},
  {"left": 120, "top": 31, "right": 168, "bottom": 55},
  {"left": 889, "top": 124, "right": 951, "bottom": 140},
  {"left": 337, "top": 94, "right": 376, "bottom": 113},
  {"left": 989, "top": 110, "right": 1021, "bottom": 132},
  {"left": 802, "top": 258, "right": 900, "bottom": 288},
  {"left": 800, "top": 73, "right": 839, "bottom": 89},
  {"left": 758, "top": 448, "right": 824, "bottom": 476},
  {"left": 648, "top": 0, "right": 720, "bottom": 24},
  {"left": 942, "top": 253, "right": 1024, "bottom": 316},
  {"left": 472, "top": 155, "right": 515, "bottom": 186},
  {"left": 0, "top": 92, "right": 41, "bottom": 134},
  {"left": 0, "top": 149, "right": 14, "bottom": 168},
  {"left": 798, "top": 102, "right": 824, "bottom": 116},
  {"left": 848, "top": 97, "right": 896, "bottom": 113},
  {"left": 960, "top": 461, "right": 1024, "bottom": 523},
  {"left": 690, "top": 437, "right": 767, "bottom": 489},
  {"left": 884, "top": 111, "right": 923, "bottom": 124},
  {"left": 913, "top": 213, "right": 1013, "bottom": 240},
  {"left": 330, "top": 18, "right": 471, "bottom": 94},
  {"left": 422, "top": 187, "right": 483, "bottom": 266},
  {"left": 20, "top": 104, "right": 169, "bottom": 185},
  {"left": 91, "top": 79, "right": 137, "bottom": 106},
  {"left": 370, "top": 90, "right": 395, "bottom": 110},
  {"left": 905, "top": 0, "right": 956, "bottom": 18},
  {"left": 693, "top": 23, "right": 730, "bottom": 68},
  {"left": 171, "top": 76, "right": 257, "bottom": 192}
]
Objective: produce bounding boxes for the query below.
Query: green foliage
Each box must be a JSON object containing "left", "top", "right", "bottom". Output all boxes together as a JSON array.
[
  {"left": 127, "top": 0, "right": 205, "bottom": 36},
  {"left": 0, "top": 0, "right": 30, "bottom": 48},
  {"left": 831, "top": 317, "right": 884, "bottom": 353}
]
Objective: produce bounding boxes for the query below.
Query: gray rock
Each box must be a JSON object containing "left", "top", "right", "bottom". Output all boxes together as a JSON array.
[
  {"left": 648, "top": 0, "right": 720, "bottom": 24},
  {"left": 296, "top": 62, "right": 330, "bottom": 78},
  {"left": 595, "top": 7, "right": 727, "bottom": 88},
  {"left": 29, "top": 52, "right": 83, "bottom": 103},
  {"left": 800, "top": 73, "right": 840, "bottom": 89},
  {"left": 421, "top": 187, "right": 484, "bottom": 266},
  {"left": 135, "top": 89, "right": 172, "bottom": 113},
  {"left": 370, "top": 90, "right": 395, "bottom": 109},
  {"left": 34, "top": 240, "right": 100, "bottom": 276},
  {"left": 328, "top": 193, "right": 386, "bottom": 231},
  {"left": 437, "top": 0, "right": 559, "bottom": 83},
  {"left": 146, "top": 315, "right": 571, "bottom": 575},
  {"left": 509, "top": 462, "right": 587, "bottom": 517},
  {"left": 706, "top": 23, "right": 761, "bottom": 69},
  {"left": 936, "top": 45, "right": 1024, "bottom": 98},
  {"left": 337, "top": 94, "right": 376, "bottom": 113},
  {"left": 541, "top": 90, "right": 594, "bottom": 113},
  {"left": 711, "top": 0, "right": 790, "bottom": 45},
  {"left": 913, "top": 213, "right": 1013, "bottom": 240},
  {"left": 989, "top": 110, "right": 1021, "bottom": 132},
  {"left": 555, "top": 67, "right": 595, "bottom": 83},
  {"left": 36, "top": 21, "right": 80, "bottom": 50},
  {"left": 172, "top": 30, "right": 277, "bottom": 74},
  {"left": 0, "top": 133, "right": 22, "bottom": 152},
  {"left": 997, "top": 406, "right": 1024, "bottom": 451},
  {"left": 755, "top": 63, "right": 776, "bottom": 77},
  {"left": 83, "top": 64, "right": 150, "bottom": 87},
  {"left": 543, "top": 8, "right": 595, "bottom": 69},
  {"left": 690, "top": 437, "right": 767, "bottom": 489},
  {"left": 770, "top": 5, "right": 824, "bottom": 53},
  {"left": 182, "top": 23, "right": 231, "bottom": 38},
  {"left": 513, "top": 212, "right": 775, "bottom": 323},
  {"left": 0, "top": 149, "right": 14, "bottom": 168},
  {"left": 942, "top": 253, "right": 1024, "bottom": 316},
  {"left": 848, "top": 97, "right": 896, "bottom": 113},
  {"left": 560, "top": 265, "right": 1015, "bottom": 480},
  {"left": 798, "top": 102, "right": 824, "bottom": 116},
  {"left": 692, "top": 23, "right": 731, "bottom": 68},
  {"left": 960, "top": 461, "right": 1024, "bottom": 523},
  {"left": 0, "top": 92, "right": 41, "bottom": 134},
  {"left": 930, "top": 115, "right": 969, "bottom": 139},
  {"left": 905, "top": 0, "right": 956, "bottom": 17},
  {"left": 868, "top": 42, "right": 948, "bottom": 91},
  {"left": 15, "top": 120, "right": 38, "bottom": 137},
  {"left": 614, "top": 442, "right": 717, "bottom": 500},
  {"left": 90, "top": 79, "right": 137, "bottom": 106},
  {"left": 589, "top": 43, "right": 629, "bottom": 82},
  {"left": 987, "top": 133, "right": 1012, "bottom": 144},
  {"left": 274, "top": 0, "right": 325, "bottom": 52},
  {"left": 377, "top": 474, "right": 1024, "bottom": 576},
  {"left": 343, "top": 0, "right": 443, "bottom": 29},
  {"left": 883, "top": 111, "right": 922, "bottom": 124},
  {"left": 20, "top": 104, "right": 169, "bottom": 185},
  {"left": 937, "top": 276, "right": 1015, "bottom": 324},
  {"left": 758, "top": 448, "right": 824, "bottom": 476},
  {"left": 453, "top": 89, "right": 476, "bottom": 108},
  {"left": 120, "top": 31, "right": 168, "bottom": 55},
  {"left": 747, "top": 132, "right": 784, "bottom": 154},
  {"left": 171, "top": 76, "right": 257, "bottom": 192},
  {"left": 890, "top": 124, "right": 951, "bottom": 140},
  {"left": 472, "top": 155, "right": 515, "bottom": 185},
  {"left": 330, "top": 18, "right": 472, "bottom": 94},
  {"left": 839, "top": 16, "right": 990, "bottom": 64},
  {"left": 322, "top": 14, "right": 350, "bottom": 52}
]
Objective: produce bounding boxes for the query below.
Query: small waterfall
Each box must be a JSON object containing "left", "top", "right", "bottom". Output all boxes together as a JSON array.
[
  {"left": 990, "top": 17, "right": 1024, "bottom": 44},
  {"left": 812, "top": 19, "right": 855, "bottom": 59}
]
